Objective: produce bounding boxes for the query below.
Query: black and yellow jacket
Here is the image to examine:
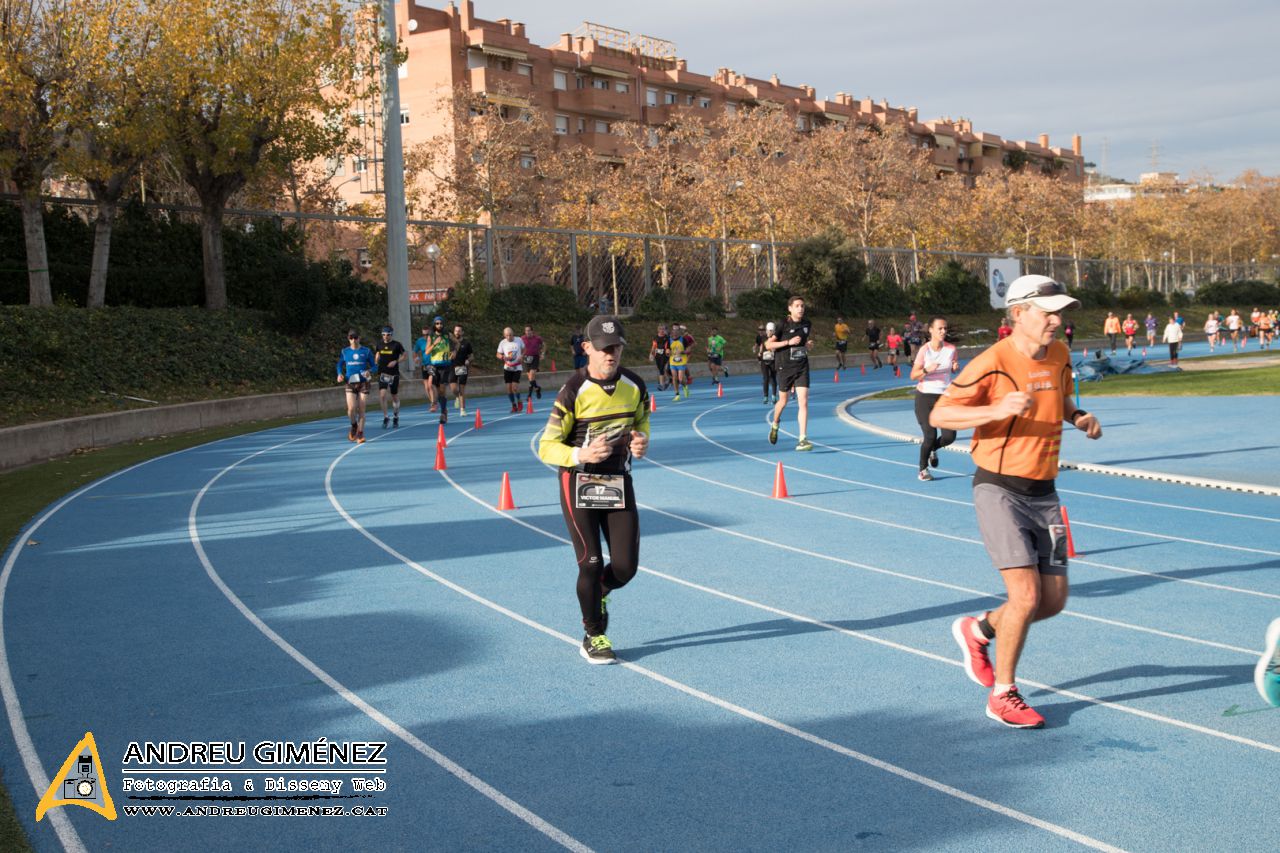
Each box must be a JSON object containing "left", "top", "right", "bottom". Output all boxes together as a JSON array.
[{"left": 537, "top": 368, "right": 650, "bottom": 475}]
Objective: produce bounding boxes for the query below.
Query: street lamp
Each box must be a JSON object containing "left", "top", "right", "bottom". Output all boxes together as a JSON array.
[
  {"left": 749, "top": 242, "right": 763, "bottom": 289},
  {"left": 425, "top": 243, "right": 440, "bottom": 294}
]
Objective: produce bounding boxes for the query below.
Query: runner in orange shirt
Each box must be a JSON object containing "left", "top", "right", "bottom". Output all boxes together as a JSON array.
[
  {"left": 1103, "top": 312, "right": 1121, "bottom": 354},
  {"left": 932, "top": 275, "right": 1103, "bottom": 729}
]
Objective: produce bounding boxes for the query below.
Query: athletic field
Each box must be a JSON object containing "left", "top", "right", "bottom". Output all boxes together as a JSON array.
[{"left": 2, "top": 340, "right": 1275, "bottom": 852}]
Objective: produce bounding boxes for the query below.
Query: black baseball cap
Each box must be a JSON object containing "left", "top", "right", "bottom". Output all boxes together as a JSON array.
[
  {"left": 586, "top": 315, "right": 626, "bottom": 348},
  {"left": 347, "top": 329, "right": 359, "bottom": 339}
]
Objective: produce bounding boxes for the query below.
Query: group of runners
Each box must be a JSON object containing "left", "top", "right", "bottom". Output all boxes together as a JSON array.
[
  {"left": 645, "top": 322, "right": 730, "bottom": 401},
  {"left": 1203, "top": 307, "right": 1277, "bottom": 351},
  {"left": 339, "top": 286, "right": 1280, "bottom": 727}
]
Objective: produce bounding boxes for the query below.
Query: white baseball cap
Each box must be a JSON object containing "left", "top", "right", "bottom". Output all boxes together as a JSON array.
[
  {"left": 1004, "top": 275, "right": 1080, "bottom": 312},
  {"left": 765, "top": 322, "right": 776, "bottom": 332}
]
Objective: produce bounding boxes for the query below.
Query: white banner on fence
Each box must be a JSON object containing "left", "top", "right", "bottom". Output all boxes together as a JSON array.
[{"left": 987, "top": 257, "right": 1022, "bottom": 309}]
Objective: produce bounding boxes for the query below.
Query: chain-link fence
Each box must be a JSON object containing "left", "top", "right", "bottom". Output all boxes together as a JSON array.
[{"left": 8, "top": 195, "right": 1279, "bottom": 312}]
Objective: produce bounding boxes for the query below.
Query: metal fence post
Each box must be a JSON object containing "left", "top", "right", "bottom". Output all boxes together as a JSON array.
[
  {"left": 484, "top": 227, "right": 495, "bottom": 288},
  {"left": 569, "top": 232, "right": 579, "bottom": 299},
  {"left": 708, "top": 240, "right": 717, "bottom": 299},
  {"left": 642, "top": 237, "right": 652, "bottom": 294}
]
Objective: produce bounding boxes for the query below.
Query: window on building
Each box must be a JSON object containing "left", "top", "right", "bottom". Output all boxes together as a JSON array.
[
  {"left": 594, "top": 120, "right": 609, "bottom": 134},
  {"left": 592, "top": 77, "right": 609, "bottom": 90},
  {"left": 517, "top": 63, "right": 532, "bottom": 78},
  {"left": 725, "top": 102, "right": 737, "bottom": 116},
  {"left": 554, "top": 114, "right": 569, "bottom": 134},
  {"left": 575, "top": 74, "right": 587, "bottom": 89},
  {"left": 796, "top": 115, "right": 807, "bottom": 131},
  {"left": 358, "top": 247, "right": 372, "bottom": 269},
  {"left": 466, "top": 50, "right": 485, "bottom": 70},
  {"left": 398, "top": 61, "right": 408, "bottom": 80},
  {"left": 519, "top": 154, "right": 535, "bottom": 169},
  {"left": 487, "top": 54, "right": 513, "bottom": 71},
  {"left": 353, "top": 156, "right": 368, "bottom": 173},
  {"left": 646, "top": 128, "right": 659, "bottom": 147},
  {"left": 615, "top": 81, "right": 630, "bottom": 94},
  {"left": 699, "top": 97, "right": 711, "bottom": 109},
  {"left": 400, "top": 109, "right": 410, "bottom": 125},
  {"left": 326, "top": 155, "right": 344, "bottom": 177},
  {"left": 646, "top": 87, "right": 659, "bottom": 106},
  {"left": 553, "top": 70, "right": 568, "bottom": 90},
  {"left": 685, "top": 94, "right": 695, "bottom": 105},
  {"left": 663, "top": 91, "right": 677, "bottom": 105},
  {"left": 576, "top": 117, "right": 586, "bottom": 133}
]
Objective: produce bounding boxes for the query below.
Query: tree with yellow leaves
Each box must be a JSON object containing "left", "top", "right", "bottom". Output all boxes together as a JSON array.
[
  {"left": 0, "top": 0, "right": 86, "bottom": 305},
  {"left": 153, "top": 0, "right": 364, "bottom": 310}
]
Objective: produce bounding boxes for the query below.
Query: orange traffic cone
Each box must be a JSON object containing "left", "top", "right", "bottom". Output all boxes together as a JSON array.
[
  {"left": 771, "top": 462, "right": 790, "bottom": 499},
  {"left": 716, "top": 381, "right": 724, "bottom": 398},
  {"left": 474, "top": 408, "right": 483, "bottom": 429},
  {"left": 526, "top": 396, "right": 534, "bottom": 414},
  {"left": 894, "top": 364, "right": 901, "bottom": 378},
  {"left": 649, "top": 395, "right": 657, "bottom": 413},
  {"left": 833, "top": 369, "right": 841, "bottom": 384},
  {"left": 860, "top": 363, "right": 866, "bottom": 376},
  {"left": 550, "top": 358, "right": 557, "bottom": 372},
  {"left": 437, "top": 423, "right": 447, "bottom": 448},
  {"left": 1061, "top": 505, "right": 1078, "bottom": 557},
  {"left": 433, "top": 441, "right": 447, "bottom": 471},
  {"left": 497, "top": 472, "right": 516, "bottom": 510}
]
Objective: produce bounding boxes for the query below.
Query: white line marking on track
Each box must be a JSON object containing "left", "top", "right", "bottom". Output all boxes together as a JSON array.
[
  {"left": 687, "top": 402, "right": 1280, "bottom": 601},
  {"left": 0, "top": 429, "right": 312, "bottom": 853},
  {"left": 190, "top": 426, "right": 593, "bottom": 853},
  {"left": 325, "top": 427, "right": 1131, "bottom": 852}
]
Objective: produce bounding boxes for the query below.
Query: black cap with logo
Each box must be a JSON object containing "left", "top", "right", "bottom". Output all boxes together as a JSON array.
[{"left": 585, "top": 315, "right": 626, "bottom": 348}]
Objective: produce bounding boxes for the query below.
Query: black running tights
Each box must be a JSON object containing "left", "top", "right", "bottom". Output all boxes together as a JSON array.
[
  {"left": 914, "top": 391, "right": 956, "bottom": 471},
  {"left": 558, "top": 470, "right": 639, "bottom": 635},
  {"left": 760, "top": 361, "right": 777, "bottom": 398}
]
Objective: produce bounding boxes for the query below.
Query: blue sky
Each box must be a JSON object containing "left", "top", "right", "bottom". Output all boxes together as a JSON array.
[{"left": 445, "top": 0, "right": 1279, "bottom": 182}]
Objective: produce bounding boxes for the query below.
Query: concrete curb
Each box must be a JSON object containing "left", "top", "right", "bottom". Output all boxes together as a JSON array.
[{"left": 836, "top": 391, "right": 1280, "bottom": 497}]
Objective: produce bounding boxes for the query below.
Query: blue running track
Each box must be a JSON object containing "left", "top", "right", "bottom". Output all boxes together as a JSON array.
[{"left": 2, "top": 344, "right": 1276, "bottom": 852}]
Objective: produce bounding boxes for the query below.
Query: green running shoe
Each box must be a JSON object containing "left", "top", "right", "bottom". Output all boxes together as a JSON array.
[
  {"left": 769, "top": 420, "right": 779, "bottom": 445},
  {"left": 580, "top": 633, "right": 616, "bottom": 665},
  {"left": 795, "top": 436, "right": 814, "bottom": 451}
]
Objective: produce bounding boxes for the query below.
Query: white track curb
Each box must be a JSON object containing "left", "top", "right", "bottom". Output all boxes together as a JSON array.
[{"left": 836, "top": 391, "right": 1280, "bottom": 497}]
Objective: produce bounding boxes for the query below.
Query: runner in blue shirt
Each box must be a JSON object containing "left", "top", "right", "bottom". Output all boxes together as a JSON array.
[{"left": 336, "top": 330, "right": 375, "bottom": 443}]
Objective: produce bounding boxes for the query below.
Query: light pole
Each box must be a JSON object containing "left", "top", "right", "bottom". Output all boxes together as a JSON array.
[
  {"left": 425, "top": 243, "right": 441, "bottom": 297},
  {"left": 749, "top": 242, "right": 762, "bottom": 289},
  {"left": 1161, "top": 251, "right": 1170, "bottom": 292}
]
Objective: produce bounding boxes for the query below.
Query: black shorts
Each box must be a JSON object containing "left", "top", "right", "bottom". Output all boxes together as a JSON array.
[
  {"left": 708, "top": 355, "right": 722, "bottom": 366},
  {"left": 503, "top": 369, "right": 522, "bottom": 384},
  {"left": 835, "top": 340, "right": 848, "bottom": 352},
  {"left": 778, "top": 365, "right": 810, "bottom": 391},
  {"left": 451, "top": 366, "right": 470, "bottom": 386},
  {"left": 377, "top": 373, "right": 400, "bottom": 394},
  {"left": 428, "top": 364, "right": 453, "bottom": 386},
  {"left": 868, "top": 342, "right": 880, "bottom": 351},
  {"left": 654, "top": 355, "right": 669, "bottom": 373},
  {"left": 524, "top": 355, "right": 541, "bottom": 371}
]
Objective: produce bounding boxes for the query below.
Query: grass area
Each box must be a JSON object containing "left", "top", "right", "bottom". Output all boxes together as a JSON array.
[
  {"left": 0, "top": 412, "right": 331, "bottom": 853},
  {"left": 1075, "top": 364, "right": 1280, "bottom": 396}
]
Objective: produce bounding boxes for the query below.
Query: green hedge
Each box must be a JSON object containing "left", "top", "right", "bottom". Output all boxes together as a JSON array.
[{"left": 1193, "top": 280, "right": 1280, "bottom": 306}]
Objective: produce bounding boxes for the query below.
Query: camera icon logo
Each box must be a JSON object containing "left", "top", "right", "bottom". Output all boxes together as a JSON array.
[{"left": 63, "top": 776, "right": 95, "bottom": 800}]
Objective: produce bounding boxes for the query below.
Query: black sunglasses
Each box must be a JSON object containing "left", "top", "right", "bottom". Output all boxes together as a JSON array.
[{"left": 1009, "top": 280, "right": 1066, "bottom": 301}]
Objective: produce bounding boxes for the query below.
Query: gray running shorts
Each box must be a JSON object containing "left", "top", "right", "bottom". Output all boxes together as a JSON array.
[{"left": 972, "top": 483, "right": 1068, "bottom": 575}]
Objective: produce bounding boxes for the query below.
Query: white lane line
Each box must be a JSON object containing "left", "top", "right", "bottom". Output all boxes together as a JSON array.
[
  {"left": 326, "top": 434, "right": 1130, "bottom": 852},
  {"left": 687, "top": 402, "right": 1280, "bottom": 601},
  {"left": 191, "top": 427, "right": 592, "bottom": 853},
  {"left": 0, "top": 427, "right": 310, "bottom": 853},
  {"left": 829, "top": 390, "right": 1280, "bottom": 518}
]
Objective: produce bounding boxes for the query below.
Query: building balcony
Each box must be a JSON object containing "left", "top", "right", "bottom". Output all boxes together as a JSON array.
[
  {"left": 467, "top": 67, "right": 534, "bottom": 98},
  {"left": 554, "top": 131, "right": 628, "bottom": 160},
  {"left": 931, "top": 147, "right": 958, "bottom": 171},
  {"left": 554, "top": 87, "right": 638, "bottom": 119},
  {"left": 644, "top": 103, "right": 700, "bottom": 125}
]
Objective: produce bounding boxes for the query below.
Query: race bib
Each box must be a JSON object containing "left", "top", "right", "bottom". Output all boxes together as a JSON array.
[
  {"left": 790, "top": 348, "right": 807, "bottom": 361},
  {"left": 574, "top": 473, "right": 626, "bottom": 510},
  {"left": 1048, "top": 523, "right": 1069, "bottom": 569},
  {"left": 761, "top": 350, "right": 774, "bottom": 362},
  {"left": 347, "top": 374, "right": 364, "bottom": 384},
  {"left": 453, "top": 365, "right": 468, "bottom": 376},
  {"left": 378, "top": 374, "right": 393, "bottom": 386},
  {"left": 524, "top": 355, "right": 534, "bottom": 364}
]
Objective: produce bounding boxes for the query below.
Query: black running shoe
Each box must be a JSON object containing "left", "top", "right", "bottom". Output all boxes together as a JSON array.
[
  {"left": 382, "top": 416, "right": 389, "bottom": 429},
  {"left": 580, "top": 634, "right": 616, "bottom": 665},
  {"left": 768, "top": 420, "right": 779, "bottom": 445},
  {"left": 535, "top": 385, "right": 542, "bottom": 399},
  {"left": 440, "top": 409, "right": 447, "bottom": 425},
  {"left": 393, "top": 414, "right": 399, "bottom": 427},
  {"left": 930, "top": 451, "right": 939, "bottom": 468}
]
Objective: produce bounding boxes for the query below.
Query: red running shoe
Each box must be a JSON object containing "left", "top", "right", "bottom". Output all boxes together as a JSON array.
[
  {"left": 952, "top": 616, "right": 995, "bottom": 688},
  {"left": 986, "top": 686, "right": 1044, "bottom": 729}
]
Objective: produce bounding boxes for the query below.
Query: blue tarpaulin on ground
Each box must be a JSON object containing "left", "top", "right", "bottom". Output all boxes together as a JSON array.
[{"left": 1072, "top": 354, "right": 1181, "bottom": 382}]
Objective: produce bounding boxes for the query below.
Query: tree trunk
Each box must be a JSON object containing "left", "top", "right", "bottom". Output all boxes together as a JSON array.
[
  {"left": 87, "top": 200, "right": 117, "bottom": 309},
  {"left": 20, "top": 192, "right": 52, "bottom": 306},
  {"left": 201, "top": 202, "right": 228, "bottom": 310}
]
